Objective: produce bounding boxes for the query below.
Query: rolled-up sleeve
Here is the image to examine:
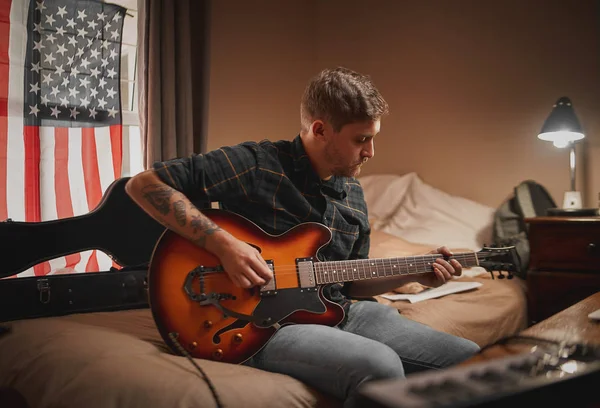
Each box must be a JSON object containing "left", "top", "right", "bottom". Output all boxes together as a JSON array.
[{"left": 151, "top": 142, "right": 263, "bottom": 203}]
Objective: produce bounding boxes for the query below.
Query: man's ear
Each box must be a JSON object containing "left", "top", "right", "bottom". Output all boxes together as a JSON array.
[{"left": 311, "top": 120, "right": 327, "bottom": 141}]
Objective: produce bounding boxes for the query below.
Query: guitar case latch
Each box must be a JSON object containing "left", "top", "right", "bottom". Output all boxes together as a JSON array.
[{"left": 37, "top": 278, "right": 51, "bottom": 304}]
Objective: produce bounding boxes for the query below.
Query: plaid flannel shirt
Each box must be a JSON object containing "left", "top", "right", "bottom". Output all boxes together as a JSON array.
[{"left": 152, "top": 135, "right": 371, "bottom": 315}]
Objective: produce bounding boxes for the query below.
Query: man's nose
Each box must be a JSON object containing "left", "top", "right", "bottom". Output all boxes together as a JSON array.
[{"left": 362, "top": 140, "right": 375, "bottom": 159}]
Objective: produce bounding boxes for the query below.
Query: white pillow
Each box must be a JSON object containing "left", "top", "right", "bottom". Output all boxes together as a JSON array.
[
  {"left": 358, "top": 172, "right": 418, "bottom": 229},
  {"left": 361, "top": 173, "right": 495, "bottom": 251}
]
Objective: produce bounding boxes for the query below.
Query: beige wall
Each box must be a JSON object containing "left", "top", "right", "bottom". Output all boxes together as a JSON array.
[{"left": 207, "top": 0, "right": 600, "bottom": 209}]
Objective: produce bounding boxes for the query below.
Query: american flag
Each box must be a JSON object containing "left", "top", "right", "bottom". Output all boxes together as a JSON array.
[{"left": 0, "top": 0, "right": 126, "bottom": 277}]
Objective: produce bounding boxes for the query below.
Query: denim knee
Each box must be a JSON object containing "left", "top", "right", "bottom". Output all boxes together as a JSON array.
[
  {"left": 348, "top": 342, "right": 405, "bottom": 383},
  {"left": 450, "top": 338, "right": 481, "bottom": 365}
]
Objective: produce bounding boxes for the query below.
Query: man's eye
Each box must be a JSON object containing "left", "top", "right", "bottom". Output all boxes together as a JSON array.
[{"left": 359, "top": 137, "right": 366, "bottom": 143}]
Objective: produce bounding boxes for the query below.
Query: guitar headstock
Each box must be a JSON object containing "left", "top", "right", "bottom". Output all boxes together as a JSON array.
[{"left": 476, "top": 246, "right": 521, "bottom": 279}]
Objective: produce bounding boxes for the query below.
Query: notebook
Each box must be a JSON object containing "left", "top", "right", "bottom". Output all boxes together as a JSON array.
[
  {"left": 588, "top": 308, "right": 600, "bottom": 321},
  {"left": 380, "top": 281, "right": 482, "bottom": 303}
]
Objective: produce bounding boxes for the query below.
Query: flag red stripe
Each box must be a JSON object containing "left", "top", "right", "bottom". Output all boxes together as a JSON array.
[
  {"left": 25, "top": 126, "right": 49, "bottom": 275},
  {"left": 81, "top": 127, "right": 102, "bottom": 272},
  {"left": 0, "top": 0, "right": 11, "bottom": 23},
  {"left": 55, "top": 128, "right": 81, "bottom": 270},
  {"left": 81, "top": 127, "right": 102, "bottom": 210},
  {"left": 86, "top": 249, "right": 99, "bottom": 273},
  {"left": 23, "top": 126, "right": 40, "bottom": 222},
  {"left": 0, "top": 116, "right": 6, "bottom": 222},
  {"left": 54, "top": 128, "right": 73, "bottom": 218},
  {"left": 0, "top": 0, "right": 10, "bottom": 221},
  {"left": 110, "top": 125, "right": 122, "bottom": 179}
]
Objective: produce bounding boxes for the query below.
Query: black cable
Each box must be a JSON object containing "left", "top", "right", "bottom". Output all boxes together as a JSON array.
[{"left": 168, "top": 332, "right": 224, "bottom": 408}]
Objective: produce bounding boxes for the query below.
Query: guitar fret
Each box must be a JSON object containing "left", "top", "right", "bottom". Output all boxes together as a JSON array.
[
  {"left": 351, "top": 260, "right": 358, "bottom": 281},
  {"left": 425, "top": 255, "right": 434, "bottom": 273},
  {"left": 322, "top": 263, "right": 328, "bottom": 284},
  {"left": 418, "top": 255, "right": 426, "bottom": 274},
  {"left": 331, "top": 261, "right": 337, "bottom": 283},
  {"left": 320, "top": 262, "right": 326, "bottom": 284},
  {"left": 390, "top": 257, "right": 398, "bottom": 276},
  {"left": 330, "top": 262, "right": 335, "bottom": 283}
]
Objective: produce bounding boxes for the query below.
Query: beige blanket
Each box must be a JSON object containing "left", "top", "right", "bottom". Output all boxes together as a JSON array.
[{"left": 0, "top": 230, "right": 528, "bottom": 408}]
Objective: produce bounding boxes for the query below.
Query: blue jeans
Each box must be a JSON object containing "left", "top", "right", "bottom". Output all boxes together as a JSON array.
[{"left": 245, "top": 300, "right": 480, "bottom": 407}]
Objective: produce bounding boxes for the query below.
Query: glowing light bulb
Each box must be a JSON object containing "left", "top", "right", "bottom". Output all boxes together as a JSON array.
[{"left": 553, "top": 140, "right": 569, "bottom": 148}]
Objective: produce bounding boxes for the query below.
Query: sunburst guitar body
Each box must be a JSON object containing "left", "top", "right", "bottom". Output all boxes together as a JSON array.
[{"left": 148, "top": 209, "right": 518, "bottom": 365}]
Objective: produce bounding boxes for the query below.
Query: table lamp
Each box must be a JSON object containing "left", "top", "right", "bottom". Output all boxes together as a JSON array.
[{"left": 538, "top": 96, "right": 598, "bottom": 215}]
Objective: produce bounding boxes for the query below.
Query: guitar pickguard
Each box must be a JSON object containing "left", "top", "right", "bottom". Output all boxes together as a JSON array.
[{"left": 252, "top": 287, "right": 326, "bottom": 328}]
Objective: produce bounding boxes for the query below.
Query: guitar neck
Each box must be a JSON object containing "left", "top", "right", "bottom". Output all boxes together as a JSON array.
[{"left": 314, "top": 252, "right": 479, "bottom": 285}]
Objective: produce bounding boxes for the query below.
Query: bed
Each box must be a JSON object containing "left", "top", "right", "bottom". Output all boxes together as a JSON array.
[{"left": 0, "top": 173, "right": 528, "bottom": 408}]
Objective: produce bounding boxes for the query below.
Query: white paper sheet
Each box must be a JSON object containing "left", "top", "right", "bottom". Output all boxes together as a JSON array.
[{"left": 380, "top": 281, "right": 483, "bottom": 303}]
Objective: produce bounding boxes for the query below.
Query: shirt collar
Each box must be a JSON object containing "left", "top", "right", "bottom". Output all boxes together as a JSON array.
[{"left": 291, "top": 135, "right": 348, "bottom": 200}]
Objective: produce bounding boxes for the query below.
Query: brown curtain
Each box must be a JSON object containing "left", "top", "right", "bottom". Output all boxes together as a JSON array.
[{"left": 137, "top": 0, "right": 211, "bottom": 169}]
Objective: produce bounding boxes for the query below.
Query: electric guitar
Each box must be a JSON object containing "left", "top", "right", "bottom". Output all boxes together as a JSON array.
[{"left": 148, "top": 209, "right": 519, "bottom": 364}]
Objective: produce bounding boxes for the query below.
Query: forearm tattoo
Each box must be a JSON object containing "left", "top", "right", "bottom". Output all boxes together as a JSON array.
[
  {"left": 190, "top": 214, "right": 222, "bottom": 247},
  {"left": 141, "top": 184, "right": 174, "bottom": 215},
  {"left": 173, "top": 200, "right": 187, "bottom": 226}
]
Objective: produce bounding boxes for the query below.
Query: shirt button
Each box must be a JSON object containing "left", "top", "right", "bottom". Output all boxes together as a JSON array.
[{"left": 323, "top": 216, "right": 327, "bottom": 222}]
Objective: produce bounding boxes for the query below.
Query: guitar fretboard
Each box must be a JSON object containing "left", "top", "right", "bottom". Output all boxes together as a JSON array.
[{"left": 313, "top": 253, "right": 479, "bottom": 284}]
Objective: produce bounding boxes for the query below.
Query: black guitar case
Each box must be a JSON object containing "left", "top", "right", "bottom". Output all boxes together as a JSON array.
[{"left": 0, "top": 177, "right": 166, "bottom": 322}]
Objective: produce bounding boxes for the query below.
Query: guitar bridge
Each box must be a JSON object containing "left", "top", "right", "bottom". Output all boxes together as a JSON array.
[{"left": 259, "top": 261, "right": 276, "bottom": 296}]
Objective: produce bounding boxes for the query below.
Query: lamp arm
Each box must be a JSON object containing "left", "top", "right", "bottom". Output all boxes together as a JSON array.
[{"left": 569, "top": 143, "right": 576, "bottom": 192}]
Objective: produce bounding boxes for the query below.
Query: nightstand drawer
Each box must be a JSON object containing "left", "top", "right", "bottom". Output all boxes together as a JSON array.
[{"left": 527, "top": 217, "right": 600, "bottom": 271}]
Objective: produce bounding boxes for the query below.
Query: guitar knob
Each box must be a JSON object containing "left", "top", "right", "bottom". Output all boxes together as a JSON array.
[
  {"left": 189, "top": 342, "right": 197, "bottom": 350},
  {"left": 212, "top": 349, "right": 223, "bottom": 360},
  {"left": 234, "top": 333, "right": 243, "bottom": 343},
  {"left": 204, "top": 320, "right": 213, "bottom": 329}
]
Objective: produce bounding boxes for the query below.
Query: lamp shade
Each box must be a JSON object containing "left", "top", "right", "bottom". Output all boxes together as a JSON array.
[{"left": 538, "top": 96, "right": 585, "bottom": 148}]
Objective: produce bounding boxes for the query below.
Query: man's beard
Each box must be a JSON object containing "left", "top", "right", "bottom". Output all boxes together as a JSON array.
[{"left": 325, "top": 143, "right": 366, "bottom": 178}]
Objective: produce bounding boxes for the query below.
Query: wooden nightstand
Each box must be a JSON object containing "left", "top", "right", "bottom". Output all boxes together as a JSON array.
[{"left": 525, "top": 216, "right": 600, "bottom": 324}]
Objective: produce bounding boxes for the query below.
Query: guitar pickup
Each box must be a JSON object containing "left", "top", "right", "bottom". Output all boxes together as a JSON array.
[{"left": 259, "top": 261, "right": 276, "bottom": 296}]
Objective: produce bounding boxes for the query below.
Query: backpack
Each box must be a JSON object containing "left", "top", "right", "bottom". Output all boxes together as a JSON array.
[{"left": 492, "top": 180, "right": 557, "bottom": 279}]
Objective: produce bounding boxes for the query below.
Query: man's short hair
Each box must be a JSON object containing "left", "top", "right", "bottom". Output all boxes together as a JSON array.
[{"left": 300, "top": 67, "right": 389, "bottom": 133}]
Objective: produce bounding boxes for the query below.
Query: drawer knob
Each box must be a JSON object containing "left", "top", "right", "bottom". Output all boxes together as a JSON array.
[{"left": 588, "top": 243, "right": 599, "bottom": 256}]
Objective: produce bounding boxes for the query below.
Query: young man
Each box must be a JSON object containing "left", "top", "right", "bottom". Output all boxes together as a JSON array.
[{"left": 126, "top": 67, "right": 480, "bottom": 407}]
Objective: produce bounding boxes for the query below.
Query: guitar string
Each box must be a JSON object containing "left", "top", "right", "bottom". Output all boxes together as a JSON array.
[
  {"left": 179, "top": 263, "right": 477, "bottom": 279},
  {"left": 170, "top": 254, "right": 479, "bottom": 270},
  {"left": 179, "top": 258, "right": 478, "bottom": 273},
  {"left": 167, "top": 254, "right": 480, "bottom": 277}
]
